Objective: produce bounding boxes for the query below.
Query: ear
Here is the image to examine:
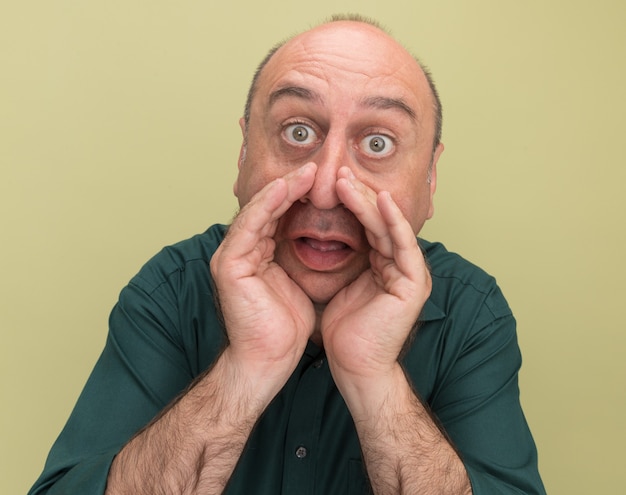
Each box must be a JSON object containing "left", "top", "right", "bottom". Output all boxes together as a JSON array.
[
  {"left": 426, "top": 142, "right": 444, "bottom": 219},
  {"left": 234, "top": 117, "right": 247, "bottom": 196}
]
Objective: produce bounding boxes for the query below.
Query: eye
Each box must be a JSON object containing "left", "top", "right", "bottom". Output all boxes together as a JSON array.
[
  {"left": 360, "top": 134, "right": 394, "bottom": 157},
  {"left": 284, "top": 123, "right": 318, "bottom": 145}
]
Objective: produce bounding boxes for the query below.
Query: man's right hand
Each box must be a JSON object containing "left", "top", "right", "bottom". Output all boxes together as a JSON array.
[
  {"left": 107, "top": 164, "right": 319, "bottom": 495},
  {"left": 210, "top": 162, "right": 318, "bottom": 402}
]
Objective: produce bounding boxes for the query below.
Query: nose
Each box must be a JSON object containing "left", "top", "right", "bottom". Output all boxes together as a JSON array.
[{"left": 301, "top": 133, "right": 349, "bottom": 210}]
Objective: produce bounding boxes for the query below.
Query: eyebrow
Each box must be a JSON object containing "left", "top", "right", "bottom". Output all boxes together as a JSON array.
[
  {"left": 361, "top": 96, "right": 417, "bottom": 122},
  {"left": 269, "top": 86, "right": 322, "bottom": 107},
  {"left": 268, "top": 85, "right": 417, "bottom": 122}
]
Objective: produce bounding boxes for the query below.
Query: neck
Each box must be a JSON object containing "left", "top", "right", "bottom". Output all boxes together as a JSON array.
[{"left": 310, "top": 303, "right": 325, "bottom": 347}]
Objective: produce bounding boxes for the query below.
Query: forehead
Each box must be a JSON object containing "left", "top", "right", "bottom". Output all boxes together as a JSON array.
[{"left": 254, "top": 22, "right": 432, "bottom": 120}]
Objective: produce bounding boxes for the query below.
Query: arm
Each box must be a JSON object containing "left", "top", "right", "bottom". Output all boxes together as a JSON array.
[
  {"left": 105, "top": 163, "right": 318, "bottom": 493},
  {"left": 424, "top": 310, "right": 546, "bottom": 494},
  {"left": 322, "top": 168, "right": 471, "bottom": 494},
  {"left": 338, "top": 365, "right": 471, "bottom": 495},
  {"left": 30, "top": 164, "right": 318, "bottom": 495},
  {"left": 106, "top": 350, "right": 272, "bottom": 494}
]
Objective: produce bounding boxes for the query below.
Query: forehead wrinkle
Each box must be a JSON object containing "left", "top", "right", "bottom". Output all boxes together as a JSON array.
[{"left": 360, "top": 96, "right": 417, "bottom": 122}]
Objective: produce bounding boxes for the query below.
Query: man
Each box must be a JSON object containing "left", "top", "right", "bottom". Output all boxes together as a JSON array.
[{"left": 30, "top": 15, "right": 545, "bottom": 495}]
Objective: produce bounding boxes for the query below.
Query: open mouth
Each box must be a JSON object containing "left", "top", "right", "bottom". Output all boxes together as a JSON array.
[
  {"left": 300, "top": 237, "right": 349, "bottom": 252},
  {"left": 293, "top": 236, "right": 353, "bottom": 271}
]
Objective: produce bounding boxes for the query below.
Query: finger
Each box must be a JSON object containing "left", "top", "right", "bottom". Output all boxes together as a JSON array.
[
  {"left": 242, "top": 161, "right": 317, "bottom": 230},
  {"left": 336, "top": 167, "right": 394, "bottom": 257},
  {"left": 225, "top": 162, "right": 317, "bottom": 255},
  {"left": 377, "top": 191, "right": 428, "bottom": 283}
]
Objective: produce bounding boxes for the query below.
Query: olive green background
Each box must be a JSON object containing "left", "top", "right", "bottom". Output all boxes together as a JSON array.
[{"left": 2, "top": 1, "right": 625, "bottom": 493}]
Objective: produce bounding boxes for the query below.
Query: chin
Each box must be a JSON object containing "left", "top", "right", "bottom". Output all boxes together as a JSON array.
[
  {"left": 301, "top": 283, "right": 342, "bottom": 306},
  {"left": 288, "top": 269, "right": 361, "bottom": 306}
]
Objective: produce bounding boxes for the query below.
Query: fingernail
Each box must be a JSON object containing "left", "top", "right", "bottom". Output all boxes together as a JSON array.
[{"left": 340, "top": 166, "right": 355, "bottom": 179}]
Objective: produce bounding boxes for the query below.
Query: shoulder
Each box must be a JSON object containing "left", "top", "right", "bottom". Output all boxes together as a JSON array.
[
  {"left": 111, "top": 224, "right": 229, "bottom": 375},
  {"left": 409, "top": 239, "right": 519, "bottom": 403},
  {"left": 129, "top": 224, "right": 228, "bottom": 295},
  {"left": 419, "top": 238, "right": 512, "bottom": 323}
]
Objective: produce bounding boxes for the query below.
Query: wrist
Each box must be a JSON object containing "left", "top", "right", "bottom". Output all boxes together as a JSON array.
[
  {"left": 217, "top": 346, "right": 295, "bottom": 410},
  {"left": 330, "top": 362, "right": 415, "bottom": 422}
]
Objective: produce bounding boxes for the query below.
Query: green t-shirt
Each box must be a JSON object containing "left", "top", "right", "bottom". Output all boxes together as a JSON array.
[{"left": 29, "top": 224, "right": 545, "bottom": 494}]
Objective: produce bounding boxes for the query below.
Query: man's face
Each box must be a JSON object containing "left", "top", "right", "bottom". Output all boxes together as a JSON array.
[{"left": 234, "top": 21, "right": 442, "bottom": 305}]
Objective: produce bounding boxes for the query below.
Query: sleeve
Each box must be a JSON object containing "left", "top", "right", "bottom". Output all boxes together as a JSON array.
[
  {"left": 413, "top": 285, "right": 546, "bottom": 494},
  {"left": 28, "top": 260, "right": 214, "bottom": 494}
]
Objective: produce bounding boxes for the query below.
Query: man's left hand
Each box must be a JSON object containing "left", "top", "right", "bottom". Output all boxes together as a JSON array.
[{"left": 321, "top": 167, "right": 431, "bottom": 409}]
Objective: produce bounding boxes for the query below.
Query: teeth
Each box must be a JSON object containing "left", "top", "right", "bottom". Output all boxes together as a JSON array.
[{"left": 304, "top": 237, "right": 347, "bottom": 252}]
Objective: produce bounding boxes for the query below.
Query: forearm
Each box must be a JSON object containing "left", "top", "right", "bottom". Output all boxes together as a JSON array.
[
  {"left": 105, "top": 350, "right": 274, "bottom": 495},
  {"left": 341, "top": 366, "right": 472, "bottom": 495}
]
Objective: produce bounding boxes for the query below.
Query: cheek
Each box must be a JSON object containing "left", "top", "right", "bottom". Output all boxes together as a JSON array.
[
  {"left": 234, "top": 171, "right": 251, "bottom": 207},
  {"left": 235, "top": 132, "right": 287, "bottom": 207},
  {"left": 234, "top": 159, "right": 274, "bottom": 207},
  {"left": 235, "top": 172, "right": 258, "bottom": 207},
  {"left": 394, "top": 184, "right": 432, "bottom": 234}
]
